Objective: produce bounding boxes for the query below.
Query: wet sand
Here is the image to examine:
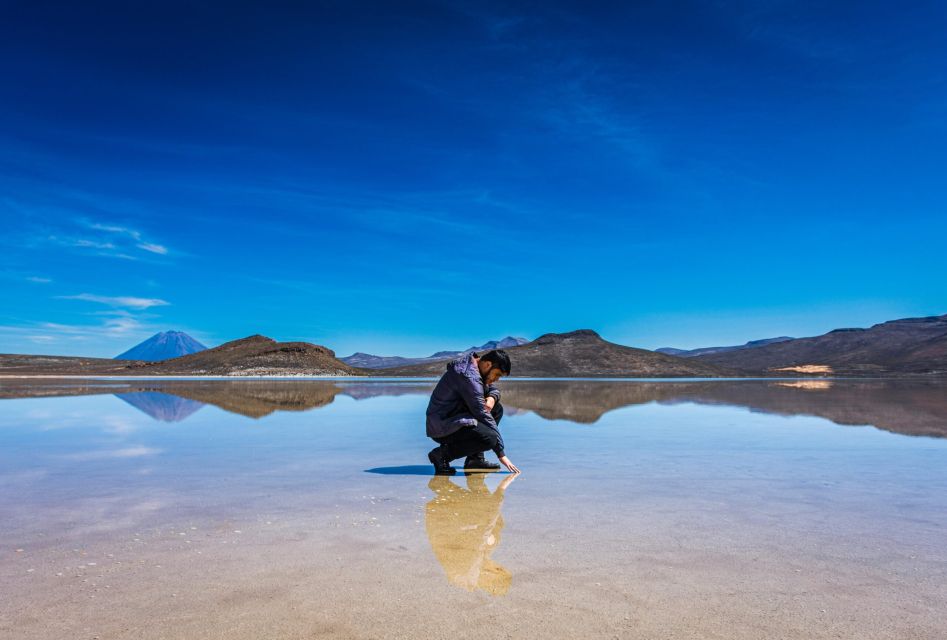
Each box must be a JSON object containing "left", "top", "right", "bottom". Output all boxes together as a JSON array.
[{"left": 2, "top": 381, "right": 946, "bottom": 639}]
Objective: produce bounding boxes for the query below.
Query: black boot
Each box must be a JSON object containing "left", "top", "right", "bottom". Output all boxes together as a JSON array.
[
  {"left": 464, "top": 452, "right": 501, "bottom": 471},
  {"left": 428, "top": 444, "right": 456, "bottom": 476}
]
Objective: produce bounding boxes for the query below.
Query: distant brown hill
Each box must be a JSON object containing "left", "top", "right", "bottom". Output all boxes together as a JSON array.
[
  {"left": 0, "top": 354, "right": 142, "bottom": 376},
  {"left": 0, "top": 335, "right": 361, "bottom": 377},
  {"left": 377, "top": 329, "right": 732, "bottom": 378},
  {"left": 693, "top": 314, "right": 947, "bottom": 376},
  {"left": 656, "top": 336, "right": 794, "bottom": 357}
]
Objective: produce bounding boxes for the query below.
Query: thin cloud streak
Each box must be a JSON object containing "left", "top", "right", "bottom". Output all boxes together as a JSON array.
[{"left": 58, "top": 294, "right": 171, "bottom": 309}]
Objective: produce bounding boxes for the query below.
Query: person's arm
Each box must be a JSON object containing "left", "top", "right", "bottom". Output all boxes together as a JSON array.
[
  {"left": 456, "top": 373, "right": 497, "bottom": 430},
  {"left": 457, "top": 374, "right": 519, "bottom": 472},
  {"left": 485, "top": 384, "right": 500, "bottom": 411}
]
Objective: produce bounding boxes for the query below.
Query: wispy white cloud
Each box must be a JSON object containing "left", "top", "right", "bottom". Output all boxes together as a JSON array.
[
  {"left": 58, "top": 293, "right": 171, "bottom": 309},
  {"left": 36, "top": 314, "right": 147, "bottom": 338},
  {"left": 25, "top": 276, "right": 52, "bottom": 283},
  {"left": 32, "top": 221, "right": 171, "bottom": 260},
  {"left": 73, "top": 238, "right": 116, "bottom": 249},
  {"left": 89, "top": 223, "right": 143, "bottom": 239},
  {"left": 0, "top": 318, "right": 147, "bottom": 347},
  {"left": 42, "top": 234, "right": 137, "bottom": 260},
  {"left": 85, "top": 221, "right": 172, "bottom": 257},
  {"left": 136, "top": 242, "right": 168, "bottom": 255}
]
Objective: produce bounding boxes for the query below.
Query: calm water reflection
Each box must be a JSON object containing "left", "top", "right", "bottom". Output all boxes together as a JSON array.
[
  {"left": 1, "top": 378, "right": 946, "bottom": 638},
  {"left": 2, "top": 378, "right": 946, "bottom": 437},
  {"left": 426, "top": 473, "right": 516, "bottom": 596}
]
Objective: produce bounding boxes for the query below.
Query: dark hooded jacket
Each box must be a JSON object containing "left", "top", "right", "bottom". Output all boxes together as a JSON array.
[{"left": 425, "top": 352, "right": 504, "bottom": 457}]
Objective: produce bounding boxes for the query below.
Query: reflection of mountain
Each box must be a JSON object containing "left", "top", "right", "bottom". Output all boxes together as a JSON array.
[
  {"left": 500, "top": 380, "right": 947, "bottom": 438},
  {"left": 425, "top": 474, "right": 515, "bottom": 596},
  {"left": 114, "top": 391, "right": 205, "bottom": 422},
  {"left": 129, "top": 381, "right": 344, "bottom": 418},
  {"left": 2, "top": 379, "right": 946, "bottom": 438}
]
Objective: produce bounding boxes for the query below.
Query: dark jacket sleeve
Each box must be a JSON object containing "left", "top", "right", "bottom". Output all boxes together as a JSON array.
[
  {"left": 455, "top": 372, "right": 498, "bottom": 431},
  {"left": 490, "top": 425, "right": 505, "bottom": 459},
  {"left": 485, "top": 384, "right": 501, "bottom": 403}
]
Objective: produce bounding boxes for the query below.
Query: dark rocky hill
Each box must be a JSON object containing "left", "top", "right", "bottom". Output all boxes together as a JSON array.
[
  {"left": 128, "top": 335, "right": 361, "bottom": 376},
  {"left": 692, "top": 314, "right": 947, "bottom": 375},
  {"left": 377, "top": 329, "right": 732, "bottom": 377},
  {"left": 0, "top": 354, "right": 143, "bottom": 375}
]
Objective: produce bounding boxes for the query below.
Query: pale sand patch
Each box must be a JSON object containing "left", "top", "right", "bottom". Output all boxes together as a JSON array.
[{"left": 772, "top": 365, "right": 834, "bottom": 374}]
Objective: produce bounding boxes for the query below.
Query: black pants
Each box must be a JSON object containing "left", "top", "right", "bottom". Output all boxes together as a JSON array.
[{"left": 433, "top": 403, "right": 503, "bottom": 462}]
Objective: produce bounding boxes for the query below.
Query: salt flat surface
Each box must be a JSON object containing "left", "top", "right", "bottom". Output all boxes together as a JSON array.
[{"left": 1, "top": 379, "right": 946, "bottom": 639}]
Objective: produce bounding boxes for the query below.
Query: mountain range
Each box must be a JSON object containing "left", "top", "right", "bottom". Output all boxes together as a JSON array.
[
  {"left": 690, "top": 314, "right": 947, "bottom": 375},
  {"left": 339, "top": 336, "right": 529, "bottom": 369},
  {"left": 380, "top": 329, "right": 729, "bottom": 377},
  {"left": 1, "top": 313, "right": 945, "bottom": 377},
  {"left": 656, "top": 336, "right": 794, "bottom": 358}
]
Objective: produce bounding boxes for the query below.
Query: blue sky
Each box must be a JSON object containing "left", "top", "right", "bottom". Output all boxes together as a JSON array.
[{"left": 1, "top": 0, "right": 945, "bottom": 358}]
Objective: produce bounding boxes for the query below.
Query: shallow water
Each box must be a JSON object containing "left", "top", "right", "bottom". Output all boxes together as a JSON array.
[{"left": 1, "top": 379, "right": 946, "bottom": 639}]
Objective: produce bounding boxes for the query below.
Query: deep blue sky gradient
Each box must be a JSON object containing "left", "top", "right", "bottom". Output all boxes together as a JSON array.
[{"left": 2, "top": 1, "right": 945, "bottom": 357}]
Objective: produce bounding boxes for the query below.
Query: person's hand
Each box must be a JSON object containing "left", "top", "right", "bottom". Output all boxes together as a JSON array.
[{"left": 499, "top": 455, "right": 520, "bottom": 474}]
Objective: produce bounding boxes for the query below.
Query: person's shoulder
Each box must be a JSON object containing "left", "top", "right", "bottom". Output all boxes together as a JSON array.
[
  {"left": 448, "top": 352, "right": 475, "bottom": 372},
  {"left": 448, "top": 354, "right": 482, "bottom": 385}
]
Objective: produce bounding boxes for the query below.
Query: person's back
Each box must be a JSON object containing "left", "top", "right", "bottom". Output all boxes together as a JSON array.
[{"left": 426, "top": 352, "right": 496, "bottom": 439}]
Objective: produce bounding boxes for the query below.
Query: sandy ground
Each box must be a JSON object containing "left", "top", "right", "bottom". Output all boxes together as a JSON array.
[{"left": 3, "top": 471, "right": 945, "bottom": 640}]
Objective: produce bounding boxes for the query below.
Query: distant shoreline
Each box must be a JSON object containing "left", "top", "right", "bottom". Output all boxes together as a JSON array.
[{"left": 2, "top": 374, "right": 945, "bottom": 381}]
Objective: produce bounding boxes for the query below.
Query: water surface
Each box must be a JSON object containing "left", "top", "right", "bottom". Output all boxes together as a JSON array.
[{"left": 1, "top": 379, "right": 945, "bottom": 639}]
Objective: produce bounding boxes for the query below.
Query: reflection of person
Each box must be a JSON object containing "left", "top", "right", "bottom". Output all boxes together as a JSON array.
[
  {"left": 426, "top": 349, "right": 521, "bottom": 475},
  {"left": 425, "top": 473, "right": 517, "bottom": 596}
]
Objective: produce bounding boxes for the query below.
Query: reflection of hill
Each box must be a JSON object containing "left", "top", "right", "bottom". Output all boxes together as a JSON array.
[
  {"left": 115, "top": 391, "right": 205, "bottom": 422},
  {"left": 336, "top": 382, "right": 433, "bottom": 400},
  {"left": 500, "top": 380, "right": 947, "bottom": 438},
  {"left": 2, "top": 379, "right": 945, "bottom": 438},
  {"left": 0, "top": 380, "right": 430, "bottom": 419},
  {"left": 659, "top": 380, "right": 947, "bottom": 438},
  {"left": 133, "top": 381, "right": 344, "bottom": 418}
]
